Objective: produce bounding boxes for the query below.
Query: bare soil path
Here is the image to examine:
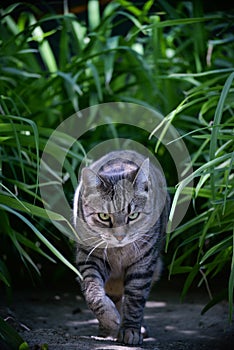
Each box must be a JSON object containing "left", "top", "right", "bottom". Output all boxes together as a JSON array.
[{"left": 1, "top": 279, "right": 233, "bottom": 350}]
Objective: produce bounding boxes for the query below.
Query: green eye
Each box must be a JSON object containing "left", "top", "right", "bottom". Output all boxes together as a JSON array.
[
  {"left": 128, "top": 212, "right": 139, "bottom": 221},
  {"left": 98, "top": 213, "right": 111, "bottom": 221}
]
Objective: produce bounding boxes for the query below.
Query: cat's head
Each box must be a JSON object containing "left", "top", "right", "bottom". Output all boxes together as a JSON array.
[{"left": 79, "top": 157, "right": 153, "bottom": 247}]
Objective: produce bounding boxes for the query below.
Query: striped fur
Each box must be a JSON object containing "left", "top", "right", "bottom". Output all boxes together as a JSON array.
[{"left": 73, "top": 150, "right": 170, "bottom": 345}]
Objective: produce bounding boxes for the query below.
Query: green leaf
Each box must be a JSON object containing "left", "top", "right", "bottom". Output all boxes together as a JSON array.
[
  {"left": 104, "top": 36, "right": 119, "bottom": 85},
  {"left": 0, "top": 267, "right": 10, "bottom": 287},
  {"left": 29, "top": 13, "right": 58, "bottom": 72},
  {"left": 228, "top": 228, "right": 234, "bottom": 322},
  {"left": 88, "top": 0, "right": 101, "bottom": 30},
  {"left": 209, "top": 72, "right": 234, "bottom": 199},
  {"left": 0, "top": 204, "right": 82, "bottom": 279},
  {"left": 200, "top": 236, "right": 232, "bottom": 265},
  {"left": 87, "top": 61, "right": 103, "bottom": 101},
  {"left": 201, "top": 289, "right": 227, "bottom": 315},
  {"left": 167, "top": 152, "right": 232, "bottom": 236},
  {"left": 181, "top": 264, "right": 200, "bottom": 300},
  {"left": 0, "top": 315, "right": 28, "bottom": 350},
  {"left": 151, "top": 15, "right": 222, "bottom": 28},
  {"left": 19, "top": 342, "right": 30, "bottom": 350}
]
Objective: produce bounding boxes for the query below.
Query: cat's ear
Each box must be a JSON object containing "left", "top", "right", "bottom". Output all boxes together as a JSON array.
[
  {"left": 133, "top": 158, "right": 149, "bottom": 191},
  {"left": 82, "top": 168, "right": 104, "bottom": 189}
]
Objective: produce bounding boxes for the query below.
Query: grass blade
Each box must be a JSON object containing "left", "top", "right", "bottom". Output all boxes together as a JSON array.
[
  {"left": 209, "top": 72, "right": 234, "bottom": 199},
  {"left": 0, "top": 204, "right": 82, "bottom": 280},
  {"left": 228, "top": 227, "right": 234, "bottom": 321},
  {"left": 0, "top": 315, "right": 28, "bottom": 350}
]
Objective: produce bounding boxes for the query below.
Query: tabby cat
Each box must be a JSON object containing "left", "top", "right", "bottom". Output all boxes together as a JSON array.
[{"left": 73, "top": 150, "right": 170, "bottom": 345}]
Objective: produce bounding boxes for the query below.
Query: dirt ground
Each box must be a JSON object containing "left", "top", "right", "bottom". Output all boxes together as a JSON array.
[{"left": 1, "top": 278, "right": 234, "bottom": 350}]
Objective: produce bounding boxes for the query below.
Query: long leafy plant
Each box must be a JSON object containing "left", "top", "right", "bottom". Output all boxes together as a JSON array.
[{"left": 0, "top": 4, "right": 233, "bottom": 345}]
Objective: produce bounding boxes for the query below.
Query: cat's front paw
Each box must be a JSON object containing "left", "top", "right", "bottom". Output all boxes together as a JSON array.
[
  {"left": 98, "top": 324, "right": 118, "bottom": 339},
  {"left": 117, "top": 327, "right": 143, "bottom": 345}
]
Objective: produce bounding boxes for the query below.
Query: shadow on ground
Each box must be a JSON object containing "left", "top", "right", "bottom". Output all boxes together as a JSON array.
[{"left": 0, "top": 278, "right": 233, "bottom": 350}]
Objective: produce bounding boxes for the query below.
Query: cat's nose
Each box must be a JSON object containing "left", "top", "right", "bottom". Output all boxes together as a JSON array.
[{"left": 114, "top": 233, "right": 125, "bottom": 242}]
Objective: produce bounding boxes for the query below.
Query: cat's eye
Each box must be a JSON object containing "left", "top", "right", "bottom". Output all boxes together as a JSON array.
[
  {"left": 98, "top": 213, "right": 111, "bottom": 221},
  {"left": 128, "top": 212, "right": 140, "bottom": 221}
]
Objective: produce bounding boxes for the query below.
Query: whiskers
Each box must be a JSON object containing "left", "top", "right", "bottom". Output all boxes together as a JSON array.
[
  {"left": 130, "top": 232, "right": 156, "bottom": 258},
  {"left": 132, "top": 240, "right": 141, "bottom": 256},
  {"left": 79, "top": 231, "right": 113, "bottom": 264},
  {"left": 80, "top": 234, "right": 106, "bottom": 262},
  {"left": 85, "top": 240, "right": 103, "bottom": 262}
]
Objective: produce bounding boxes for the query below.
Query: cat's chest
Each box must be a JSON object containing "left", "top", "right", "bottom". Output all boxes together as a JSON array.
[{"left": 106, "top": 246, "right": 135, "bottom": 277}]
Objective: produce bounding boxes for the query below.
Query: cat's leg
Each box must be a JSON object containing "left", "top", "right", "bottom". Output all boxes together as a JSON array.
[
  {"left": 105, "top": 276, "right": 124, "bottom": 316},
  {"left": 118, "top": 260, "right": 157, "bottom": 345},
  {"left": 77, "top": 252, "right": 120, "bottom": 338},
  {"left": 82, "top": 275, "right": 121, "bottom": 338}
]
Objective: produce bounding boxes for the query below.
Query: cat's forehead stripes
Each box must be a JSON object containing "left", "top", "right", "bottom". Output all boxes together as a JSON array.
[{"left": 99, "top": 158, "right": 138, "bottom": 179}]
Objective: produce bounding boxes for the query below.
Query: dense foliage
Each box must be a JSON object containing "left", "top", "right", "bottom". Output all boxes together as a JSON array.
[{"left": 0, "top": 0, "right": 233, "bottom": 329}]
